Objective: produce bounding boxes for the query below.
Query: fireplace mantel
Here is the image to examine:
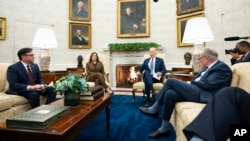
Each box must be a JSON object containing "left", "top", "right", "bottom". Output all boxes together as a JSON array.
[{"left": 102, "top": 46, "right": 163, "bottom": 58}]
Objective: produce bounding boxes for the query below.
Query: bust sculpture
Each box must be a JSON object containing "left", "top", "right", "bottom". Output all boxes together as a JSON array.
[
  {"left": 77, "top": 55, "right": 83, "bottom": 68},
  {"left": 184, "top": 52, "right": 192, "bottom": 65}
]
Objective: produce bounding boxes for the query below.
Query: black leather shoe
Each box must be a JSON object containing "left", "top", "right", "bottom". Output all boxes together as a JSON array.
[
  {"left": 149, "top": 130, "right": 171, "bottom": 138},
  {"left": 138, "top": 107, "right": 159, "bottom": 118},
  {"left": 144, "top": 101, "right": 151, "bottom": 107}
]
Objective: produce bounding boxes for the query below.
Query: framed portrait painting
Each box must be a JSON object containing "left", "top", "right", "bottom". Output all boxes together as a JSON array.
[
  {"left": 117, "top": 0, "right": 149, "bottom": 38},
  {"left": 176, "top": 0, "right": 204, "bottom": 15},
  {"left": 0, "top": 17, "right": 6, "bottom": 40},
  {"left": 69, "top": 22, "right": 91, "bottom": 49},
  {"left": 69, "top": 0, "right": 91, "bottom": 21},
  {"left": 177, "top": 13, "right": 204, "bottom": 47}
]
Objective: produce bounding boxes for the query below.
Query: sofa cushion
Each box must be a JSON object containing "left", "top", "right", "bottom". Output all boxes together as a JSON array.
[
  {"left": 175, "top": 102, "right": 206, "bottom": 126},
  {"left": 0, "top": 95, "right": 13, "bottom": 111},
  {"left": 9, "top": 95, "right": 29, "bottom": 106},
  {"left": 231, "top": 62, "right": 250, "bottom": 93},
  {"left": 0, "top": 63, "right": 10, "bottom": 92}
]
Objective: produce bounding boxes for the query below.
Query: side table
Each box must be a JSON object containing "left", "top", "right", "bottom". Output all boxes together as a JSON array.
[
  {"left": 167, "top": 73, "right": 194, "bottom": 82},
  {"left": 41, "top": 71, "right": 67, "bottom": 85}
]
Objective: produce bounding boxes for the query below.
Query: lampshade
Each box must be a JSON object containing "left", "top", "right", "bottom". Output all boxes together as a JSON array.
[
  {"left": 182, "top": 17, "right": 214, "bottom": 44},
  {"left": 32, "top": 28, "right": 58, "bottom": 48}
]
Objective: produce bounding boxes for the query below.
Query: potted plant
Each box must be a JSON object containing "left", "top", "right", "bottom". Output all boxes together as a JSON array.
[
  {"left": 108, "top": 42, "right": 161, "bottom": 52},
  {"left": 54, "top": 75, "right": 89, "bottom": 107}
]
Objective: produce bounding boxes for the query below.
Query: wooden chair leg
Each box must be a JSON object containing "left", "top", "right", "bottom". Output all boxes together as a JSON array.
[{"left": 132, "top": 89, "right": 137, "bottom": 103}]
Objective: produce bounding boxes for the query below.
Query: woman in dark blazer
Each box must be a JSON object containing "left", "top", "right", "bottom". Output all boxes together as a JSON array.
[{"left": 85, "top": 52, "right": 113, "bottom": 94}]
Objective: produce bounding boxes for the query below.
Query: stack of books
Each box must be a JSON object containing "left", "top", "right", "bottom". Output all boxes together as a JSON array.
[
  {"left": 80, "top": 86, "right": 105, "bottom": 100},
  {"left": 7, "top": 105, "right": 70, "bottom": 129}
]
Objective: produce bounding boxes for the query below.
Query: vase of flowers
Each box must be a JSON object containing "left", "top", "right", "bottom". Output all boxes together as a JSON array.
[{"left": 54, "top": 75, "right": 89, "bottom": 107}]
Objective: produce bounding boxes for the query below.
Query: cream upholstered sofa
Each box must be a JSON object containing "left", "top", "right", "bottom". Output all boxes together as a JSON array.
[
  {"left": 0, "top": 63, "right": 31, "bottom": 126},
  {"left": 83, "top": 54, "right": 111, "bottom": 88},
  {"left": 0, "top": 63, "right": 51, "bottom": 126},
  {"left": 171, "top": 62, "right": 250, "bottom": 141}
]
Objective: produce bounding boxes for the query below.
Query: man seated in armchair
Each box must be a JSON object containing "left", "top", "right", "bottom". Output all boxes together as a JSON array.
[{"left": 136, "top": 47, "right": 167, "bottom": 107}]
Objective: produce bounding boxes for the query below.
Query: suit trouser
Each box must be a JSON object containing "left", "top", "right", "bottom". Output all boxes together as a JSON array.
[
  {"left": 183, "top": 87, "right": 250, "bottom": 141},
  {"left": 20, "top": 86, "right": 56, "bottom": 108},
  {"left": 144, "top": 76, "right": 161, "bottom": 101},
  {"left": 155, "top": 78, "right": 201, "bottom": 121}
]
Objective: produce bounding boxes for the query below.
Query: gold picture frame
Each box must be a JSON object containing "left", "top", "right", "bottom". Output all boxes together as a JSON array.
[
  {"left": 176, "top": 0, "right": 204, "bottom": 16},
  {"left": 69, "top": 22, "right": 91, "bottom": 49},
  {"left": 0, "top": 17, "right": 6, "bottom": 40},
  {"left": 117, "top": 0, "right": 149, "bottom": 38},
  {"left": 177, "top": 13, "right": 205, "bottom": 47},
  {"left": 69, "top": 0, "right": 91, "bottom": 21}
]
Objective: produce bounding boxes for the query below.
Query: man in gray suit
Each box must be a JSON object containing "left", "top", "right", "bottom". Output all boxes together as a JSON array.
[{"left": 139, "top": 48, "right": 232, "bottom": 138}]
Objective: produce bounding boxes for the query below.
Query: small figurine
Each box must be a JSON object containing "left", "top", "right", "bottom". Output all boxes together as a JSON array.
[
  {"left": 77, "top": 55, "right": 83, "bottom": 68},
  {"left": 184, "top": 52, "right": 192, "bottom": 65}
]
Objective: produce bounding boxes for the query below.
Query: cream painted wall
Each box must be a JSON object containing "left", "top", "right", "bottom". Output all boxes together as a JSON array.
[{"left": 0, "top": 0, "right": 250, "bottom": 71}]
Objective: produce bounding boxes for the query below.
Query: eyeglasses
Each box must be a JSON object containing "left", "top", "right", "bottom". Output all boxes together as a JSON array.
[
  {"left": 198, "top": 55, "right": 206, "bottom": 60},
  {"left": 25, "top": 54, "right": 35, "bottom": 57}
]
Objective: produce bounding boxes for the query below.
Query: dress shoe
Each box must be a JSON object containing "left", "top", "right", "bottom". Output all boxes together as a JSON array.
[
  {"left": 106, "top": 88, "right": 114, "bottom": 95},
  {"left": 149, "top": 129, "right": 171, "bottom": 138},
  {"left": 138, "top": 107, "right": 159, "bottom": 118},
  {"left": 144, "top": 101, "right": 151, "bottom": 107}
]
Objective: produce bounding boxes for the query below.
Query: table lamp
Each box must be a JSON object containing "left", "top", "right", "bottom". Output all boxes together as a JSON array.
[
  {"left": 182, "top": 17, "right": 214, "bottom": 73},
  {"left": 32, "top": 28, "right": 58, "bottom": 71}
]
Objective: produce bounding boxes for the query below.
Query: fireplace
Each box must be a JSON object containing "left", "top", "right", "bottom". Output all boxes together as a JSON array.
[{"left": 116, "top": 64, "right": 142, "bottom": 88}]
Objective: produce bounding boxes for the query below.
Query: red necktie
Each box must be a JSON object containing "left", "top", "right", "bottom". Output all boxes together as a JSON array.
[
  {"left": 27, "top": 65, "right": 35, "bottom": 85},
  {"left": 241, "top": 54, "right": 245, "bottom": 61}
]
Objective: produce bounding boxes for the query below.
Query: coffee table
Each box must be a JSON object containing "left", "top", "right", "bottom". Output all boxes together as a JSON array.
[{"left": 0, "top": 94, "right": 111, "bottom": 141}]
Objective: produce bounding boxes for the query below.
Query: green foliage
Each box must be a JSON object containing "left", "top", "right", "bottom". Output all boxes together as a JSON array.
[
  {"left": 54, "top": 75, "right": 89, "bottom": 95},
  {"left": 108, "top": 42, "right": 160, "bottom": 52}
]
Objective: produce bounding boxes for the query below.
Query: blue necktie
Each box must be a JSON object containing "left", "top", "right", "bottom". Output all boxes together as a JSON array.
[{"left": 150, "top": 58, "right": 154, "bottom": 74}]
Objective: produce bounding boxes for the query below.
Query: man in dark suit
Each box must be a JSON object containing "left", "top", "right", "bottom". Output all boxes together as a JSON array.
[
  {"left": 6, "top": 48, "right": 56, "bottom": 108},
  {"left": 183, "top": 87, "right": 250, "bottom": 141},
  {"left": 73, "top": 1, "right": 88, "bottom": 18},
  {"left": 139, "top": 48, "right": 232, "bottom": 138},
  {"left": 137, "top": 47, "right": 167, "bottom": 107},
  {"left": 230, "top": 40, "right": 250, "bottom": 65},
  {"left": 72, "top": 29, "right": 88, "bottom": 45},
  {"left": 121, "top": 7, "right": 140, "bottom": 34}
]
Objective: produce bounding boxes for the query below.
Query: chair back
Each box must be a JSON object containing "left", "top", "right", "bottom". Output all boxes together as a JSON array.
[
  {"left": 230, "top": 62, "right": 250, "bottom": 93},
  {"left": 83, "top": 54, "right": 110, "bottom": 75},
  {"left": 83, "top": 54, "right": 111, "bottom": 86}
]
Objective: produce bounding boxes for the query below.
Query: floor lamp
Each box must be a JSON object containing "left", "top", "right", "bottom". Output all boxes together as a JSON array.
[
  {"left": 32, "top": 28, "right": 58, "bottom": 71},
  {"left": 182, "top": 17, "right": 214, "bottom": 73}
]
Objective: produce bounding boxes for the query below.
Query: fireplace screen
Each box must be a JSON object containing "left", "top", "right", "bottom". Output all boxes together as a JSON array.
[{"left": 116, "top": 64, "right": 142, "bottom": 88}]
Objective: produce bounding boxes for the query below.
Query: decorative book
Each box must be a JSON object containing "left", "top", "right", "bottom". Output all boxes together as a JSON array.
[
  {"left": 81, "top": 86, "right": 103, "bottom": 96},
  {"left": 6, "top": 105, "right": 70, "bottom": 129},
  {"left": 80, "top": 89, "right": 104, "bottom": 100}
]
